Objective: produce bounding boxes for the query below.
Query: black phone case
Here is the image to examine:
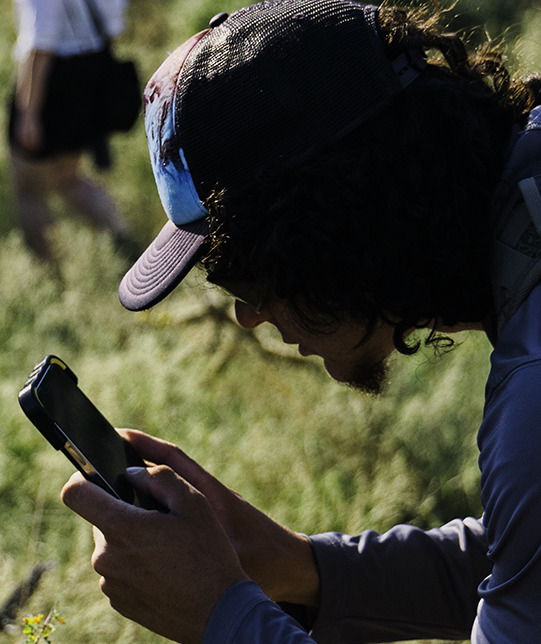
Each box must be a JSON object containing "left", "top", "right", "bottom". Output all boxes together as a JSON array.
[
  {"left": 19, "top": 356, "right": 79, "bottom": 450},
  {"left": 19, "top": 355, "right": 164, "bottom": 511}
]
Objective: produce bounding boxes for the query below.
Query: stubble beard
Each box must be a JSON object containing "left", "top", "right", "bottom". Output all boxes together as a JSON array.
[{"left": 344, "top": 357, "right": 389, "bottom": 396}]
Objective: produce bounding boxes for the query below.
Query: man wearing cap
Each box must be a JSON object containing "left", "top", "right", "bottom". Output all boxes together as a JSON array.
[{"left": 61, "top": 0, "right": 541, "bottom": 642}]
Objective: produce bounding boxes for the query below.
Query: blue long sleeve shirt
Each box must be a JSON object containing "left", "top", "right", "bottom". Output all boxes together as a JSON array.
[{"left": 203, "top": 108, "right": 541, "bottom": 643}]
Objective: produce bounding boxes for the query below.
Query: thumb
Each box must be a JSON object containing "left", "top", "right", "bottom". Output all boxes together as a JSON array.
[{"left": 61, "top": 471, "right": 132, "bottom": 530}]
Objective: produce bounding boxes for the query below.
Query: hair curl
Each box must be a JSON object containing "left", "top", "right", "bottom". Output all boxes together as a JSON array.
[{"left": 201, "top": 3, "right": 541, "bottom": 354}]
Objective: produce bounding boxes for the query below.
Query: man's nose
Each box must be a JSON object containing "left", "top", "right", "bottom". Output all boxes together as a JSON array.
[{"left": 234, "top": 300, "right": 273, "bottom": 329}]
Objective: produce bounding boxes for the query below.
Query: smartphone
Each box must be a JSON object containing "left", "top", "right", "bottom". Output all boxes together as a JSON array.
[{"left": 18, "top": 355, "right": 162, "bottom": 510}]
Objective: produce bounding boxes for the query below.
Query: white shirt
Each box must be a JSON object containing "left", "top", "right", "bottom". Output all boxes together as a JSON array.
[{"left": 13, "top": 0, "right": 128, "bottom": 59}]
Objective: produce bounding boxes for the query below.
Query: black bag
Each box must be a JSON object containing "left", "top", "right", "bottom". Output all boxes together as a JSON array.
[
  {"left": 84, "top": 0, "right": 142, "bottom": 134},
  {"left": 100, "top": 48, "right": 142, "bottom": 133}
]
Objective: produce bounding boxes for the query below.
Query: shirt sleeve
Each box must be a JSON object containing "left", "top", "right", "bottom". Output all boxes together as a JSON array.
[
  {"left": 94, "top": 0, "right": 128, "bottom": 39},
  {"left": 475, "top": 361, "right": 541, "bottom": 642},
  {"left": 308, "top": 517, "right": 491, "bottom": 643},
  {"left": 203, "top": 581, "right": 316, "bottom": 644}
]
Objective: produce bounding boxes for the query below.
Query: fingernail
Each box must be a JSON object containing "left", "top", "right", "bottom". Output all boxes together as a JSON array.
[{"left": 125, "top": 466, "right": 146, "bottom": 476}]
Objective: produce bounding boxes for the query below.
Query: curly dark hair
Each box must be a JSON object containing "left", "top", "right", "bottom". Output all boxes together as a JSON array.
[{"left": 201, "top": 3, "right": 541, "bottom": 354}]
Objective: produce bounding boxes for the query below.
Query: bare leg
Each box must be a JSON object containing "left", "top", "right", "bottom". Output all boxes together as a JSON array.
[
  {"left": 52, "top": 153, "right": 130, "bottom": 237},
  {"left": 10, "top": 149, "right": 138, "bottom": 260},
  {"left": 9, "top": 152, "right": 55, "bottom": 260}
]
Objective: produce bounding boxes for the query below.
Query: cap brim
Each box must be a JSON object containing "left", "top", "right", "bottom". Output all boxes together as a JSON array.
[{"left": 118, "top": 218, "right": 210, "bottom": 311}]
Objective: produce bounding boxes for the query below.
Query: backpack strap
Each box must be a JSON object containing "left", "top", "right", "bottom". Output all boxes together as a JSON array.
[
  {"left": 81, "top": 0, "right": 110, "bottom": 47},
  {"left": 490, "top": 106, "right": 541, "bottom": 338},
  {"left": 492, "top": 174, "right": 541, "bottom": 335},
  {"left": 519, "top": 176, "right": 541, "bottom": 234}
]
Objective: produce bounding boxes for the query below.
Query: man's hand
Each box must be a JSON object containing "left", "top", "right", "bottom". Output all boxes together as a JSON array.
[
  {"left": 61, "top": 465, "right": 248, "bottom": 644},
  {"left": 118, "top": 429, "right": 320, "bottom": 607}
]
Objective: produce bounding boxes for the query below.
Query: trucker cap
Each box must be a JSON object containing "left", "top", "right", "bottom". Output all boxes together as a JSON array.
[{"left": 119, "top": 0, "right": 427, "bottom": 311}]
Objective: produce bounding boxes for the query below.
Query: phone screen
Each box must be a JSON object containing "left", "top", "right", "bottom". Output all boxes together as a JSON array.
[{"left": 35, "top": 363, "right": 143, "bottom": 504}]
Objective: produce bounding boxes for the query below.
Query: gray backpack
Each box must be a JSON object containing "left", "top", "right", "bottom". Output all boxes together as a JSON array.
[{"left": 491, "top": 105, "right": 541, "bottom": 337}]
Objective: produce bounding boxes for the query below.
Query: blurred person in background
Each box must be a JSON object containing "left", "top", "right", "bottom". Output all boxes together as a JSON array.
[
  {"left": 62, "top": 0, "right": 541, "bottom": 642},
  {"left": 8, "top": 0, "right": 137, "bottom": 261}
]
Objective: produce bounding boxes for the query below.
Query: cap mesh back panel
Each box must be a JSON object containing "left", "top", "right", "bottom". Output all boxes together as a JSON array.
[{"left": 175, "top": 0, "right": 401, "bottom": 193}]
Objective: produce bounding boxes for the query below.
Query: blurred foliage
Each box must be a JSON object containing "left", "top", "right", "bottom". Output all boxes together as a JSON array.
[{"left": 0, "top": 0, "right": 539, "bottom": 642}]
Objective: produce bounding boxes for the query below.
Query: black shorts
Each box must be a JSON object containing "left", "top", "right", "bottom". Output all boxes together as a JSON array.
[{"left": 9, "top": 49, "right": 109, "bottom": 159}]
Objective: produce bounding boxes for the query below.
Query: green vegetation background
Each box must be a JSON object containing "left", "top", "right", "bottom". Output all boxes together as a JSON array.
[{"left": 0, "top": 0, "right": 540, "bottom": 642}]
